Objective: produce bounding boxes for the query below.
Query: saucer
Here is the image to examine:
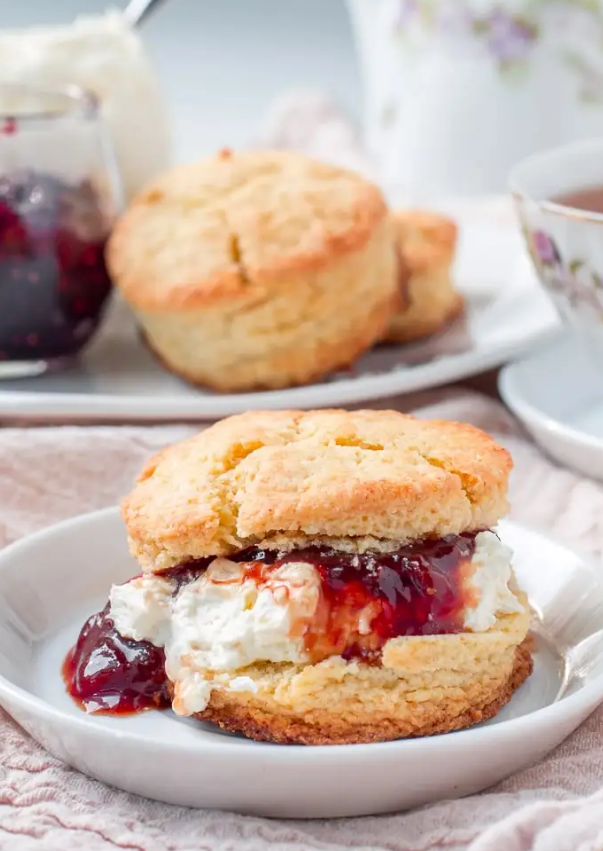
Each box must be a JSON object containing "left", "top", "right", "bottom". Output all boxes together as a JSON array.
[
  {"left": 0, "top": 508, "right": 601, "bottom": 817},
  {"left": 500, "top": 333, "right": 603, "bottom": 481}
]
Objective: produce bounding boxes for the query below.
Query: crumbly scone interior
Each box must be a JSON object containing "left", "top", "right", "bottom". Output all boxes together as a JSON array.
[
  {"left": 183, "top": 600, "right": 529, "bottom": 714},
  {"left": 191, "top": 637, "right": 533, "bottom": 745}
]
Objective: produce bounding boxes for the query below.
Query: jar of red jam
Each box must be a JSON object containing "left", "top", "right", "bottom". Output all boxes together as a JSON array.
[{"left": 0, "top": 83, "right": 122, "bottom": 378}]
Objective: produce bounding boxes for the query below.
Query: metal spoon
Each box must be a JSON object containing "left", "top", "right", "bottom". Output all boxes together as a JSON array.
[{"left": 123, "top": 0, "right": 168, "bottom": 28}]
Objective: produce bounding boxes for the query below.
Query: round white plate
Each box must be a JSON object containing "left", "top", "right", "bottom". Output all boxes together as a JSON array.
[
  {"left": 0, "top": 217, "right": 559, "bottom": 423},
  {"left": 0, "top": 509, "right": 602, "bottom": 818},
  {"left": 500, "top": 332, "right": 603, "bottom": 481}
]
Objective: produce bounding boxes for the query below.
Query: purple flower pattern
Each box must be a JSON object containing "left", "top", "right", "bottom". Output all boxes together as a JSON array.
[
  {"left": 392, "top": 0, "right": 603, "bottom": 82},
  {"left": 394, "top": 0, "right": 419, "bottom": 28},
  {"left": 478, "top": 9, "right": 537, "bottom": 66},
  {"left": 531, "top": 230, "right": 561, "bottom": 266},
  {"left": 525, "top": 228, "right": 603, "bottom": 318}
]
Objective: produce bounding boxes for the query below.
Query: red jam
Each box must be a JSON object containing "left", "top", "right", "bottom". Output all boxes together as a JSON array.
[
  {"left": 63, "top": 534, "right": 478, "bottom": 713},
  {"left": 230, "top": 534, "right": 477, "bottom": 660},
  {"left": 62, "top": 605, "right": 170, "bottom": 715},
  {"left": 0, "top": 171, "right": 112, "bottom": 362}
]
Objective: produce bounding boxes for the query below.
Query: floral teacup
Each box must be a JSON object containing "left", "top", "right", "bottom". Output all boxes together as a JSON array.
[{"left": 510, "top": 138, "right": 603, "bottom": 361}]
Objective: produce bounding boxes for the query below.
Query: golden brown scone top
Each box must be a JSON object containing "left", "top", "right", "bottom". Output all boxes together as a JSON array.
[
  {"left": 106, "top": 150, "right": 389, "bottom": 312},
  {"left": 393, "top": 209, "right": 458, "bottom": 273},
  {"left": 122, "top": 409, "right": 512, "bottom": 570}
]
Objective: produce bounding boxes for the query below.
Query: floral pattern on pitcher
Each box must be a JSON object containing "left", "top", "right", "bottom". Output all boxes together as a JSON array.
[
  {"left": 525, "top": 228, "right": 603, "bottom": 320},
  {"left": 392, "top": 0, "right": 603, "bottom": 96}
]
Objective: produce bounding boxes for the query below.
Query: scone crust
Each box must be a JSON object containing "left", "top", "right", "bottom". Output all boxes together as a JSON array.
[
  {"left": 387, "top": 290, "right": 464, "bottom": 344},
  {"left": 106, "top": 150, "right": 398, "bottom": 391},
  {"left": 121, "top": 408, "right": 513, "bottom": 569},
  {"left": 191, "top": 605, "right": 531, "bottom": 745},
  {"left": 106, "top": 150, "right": 390, "bottom": 312},
  {"left": 127, "top": 215, "right": 396, "bottom": 391},
  {"left": 386, "top": 209, "right": 461, "bottom": 344},
  {"left": 395, "top": 209, "right": 457, "bottom": 273},
  {"left": 137, "top": 285, "right": 391, "bottom": 392},
  {"left": 197, "top": 644, "right": 531, "bottom": 745}
]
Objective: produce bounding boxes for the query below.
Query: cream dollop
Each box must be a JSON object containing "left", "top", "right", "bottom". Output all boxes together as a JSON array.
[
  {"left": 109, "top": 534, "right": 525, "bottom": 716},
  {"left": 0, "top": 11, "right": 171, "bottom": 199},
  {"left": 463, "top": 531, "right": 524, "bottom": 631},
  {"left": 110, "top": 557, "right": 321, "bottom": 716}
]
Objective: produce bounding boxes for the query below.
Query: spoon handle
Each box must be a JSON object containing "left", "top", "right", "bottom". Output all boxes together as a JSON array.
[{"left": 123, "top": 0, "right": 167, "bottom": 28}]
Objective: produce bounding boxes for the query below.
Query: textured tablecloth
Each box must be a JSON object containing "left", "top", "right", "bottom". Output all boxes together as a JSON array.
[
  {"left": 2, "top": 93, "right": 603, "bottom": 850},
  {"left": 2, "top": 389, "right": 603, "bottom": 851}
]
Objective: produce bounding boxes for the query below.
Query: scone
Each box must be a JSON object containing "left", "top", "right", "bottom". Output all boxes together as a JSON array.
[
  {"left": 106, "top": 150, "right": 399, "bottom": 391},
  {"left": 386, "top": 210, "right": 463, "bottom": 344},
  {"left": 65, "top": 409, "right": 533, "bottom": 745}
]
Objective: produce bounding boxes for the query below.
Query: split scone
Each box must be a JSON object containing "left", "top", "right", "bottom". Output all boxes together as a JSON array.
[
  {"left": 386, "top": 210, "right": 463, "bottom": 344},
  {"left": 65, "top": 409, "right": 532, "bottom": 745},
  {"left": 106, "top": 150, "right": 399, "bottom": 391}
]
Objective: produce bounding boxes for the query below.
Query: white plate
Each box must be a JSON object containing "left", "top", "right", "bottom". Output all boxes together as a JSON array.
[
  {"left": 0, "top": 218, "right": 559, "bottom": 423},
  {"left": 500, "top": 332, "right": 603, "bottom": 481},
  {"left": 0, "top": 509, "right": 602, "bottom": 818}
]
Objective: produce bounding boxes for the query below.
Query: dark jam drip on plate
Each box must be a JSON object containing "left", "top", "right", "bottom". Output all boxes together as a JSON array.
[
  {"left": 0, "top": 170, "right": 113, "bottom": 361},
  {"left": 62, "top": 604, "right": 170, "bottom": 715},
  {"left": 63, "top": 534, "right": 478, "bottom": 713},
  {"left": 62, "top": 562, "right": 214, "bottom": 714}
]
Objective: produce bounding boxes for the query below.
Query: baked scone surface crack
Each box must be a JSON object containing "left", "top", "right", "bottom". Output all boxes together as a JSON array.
[
  {"left": 122, "top": 409, "right": 512, "bottom": 569},
  {"left": 106, "top": 151, "right": 399, "bottom": 391},
  {"left": 64, "top": 409, "right": 532, "bottom": 745}
]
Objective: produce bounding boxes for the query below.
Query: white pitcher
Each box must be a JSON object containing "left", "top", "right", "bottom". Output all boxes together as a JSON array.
[{"left": 347, "top": 0, "right": 603, "bottom": 202}]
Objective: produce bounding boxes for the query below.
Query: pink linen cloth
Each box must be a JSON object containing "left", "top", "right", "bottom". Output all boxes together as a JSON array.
[
  {"left": 2, "top": 391, "right": 603, "bottom": 851},
  {"left": 1, "top": 94, "right": 603, "bottom": 850}
]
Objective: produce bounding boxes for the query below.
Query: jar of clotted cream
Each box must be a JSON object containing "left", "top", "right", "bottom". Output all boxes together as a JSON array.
[{"left": 0, "top": 10, "right": 171, "bottom": 202}]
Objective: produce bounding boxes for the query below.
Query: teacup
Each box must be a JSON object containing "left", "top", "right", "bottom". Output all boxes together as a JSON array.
[{"left": 510, "top": 139, "right": 603, "bottom": 361}]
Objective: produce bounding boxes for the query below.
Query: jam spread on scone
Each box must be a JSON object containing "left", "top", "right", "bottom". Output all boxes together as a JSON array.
[
  {"left": 228, "top": 536, "right": 478, "bottom": 660},
  {"left": 63, "top": 409, "right": 533, "bottom": 744},
  {"left": 64, "top": 534, "right": 481, "bottom": 712},
  {"left": 62, "top": 562, "right": 211, "bottom": 714}
]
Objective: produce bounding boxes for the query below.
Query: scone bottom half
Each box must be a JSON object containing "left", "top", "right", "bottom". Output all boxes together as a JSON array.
[{"left": 64, "top": 409, "right": 533, "bottom": 745}]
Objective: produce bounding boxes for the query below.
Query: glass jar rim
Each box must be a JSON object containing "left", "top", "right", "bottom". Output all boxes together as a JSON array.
[{"left": 0, "top": 81, "right": 99, "bottom": 123}]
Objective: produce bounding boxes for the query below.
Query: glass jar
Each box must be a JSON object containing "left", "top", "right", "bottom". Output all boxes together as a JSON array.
[
  {"left": 0, "top": 11, "right": 171, "bottom": 202},
  {"left": 0, "top": 82, "right": 121, "bottom": 378}
]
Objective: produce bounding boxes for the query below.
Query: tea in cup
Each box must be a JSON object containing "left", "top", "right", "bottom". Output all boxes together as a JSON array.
[{"left": 511, "top": 139, "right": 603, "bottom": 361}]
